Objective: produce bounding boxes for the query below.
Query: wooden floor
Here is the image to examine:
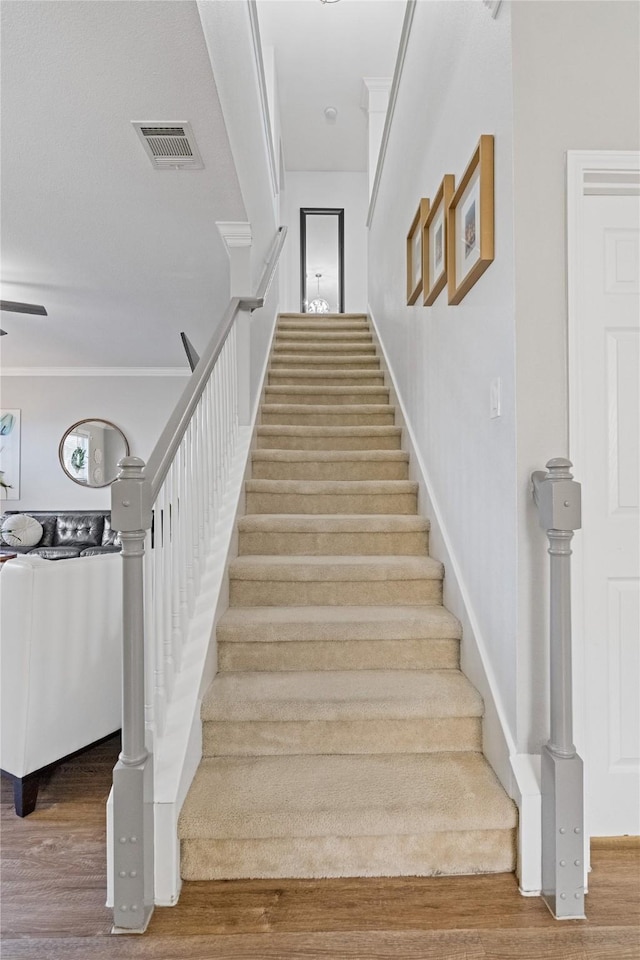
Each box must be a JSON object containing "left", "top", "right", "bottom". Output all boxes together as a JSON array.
[{"left": 1, "top": 735, "right": 638, "bottom": 959}]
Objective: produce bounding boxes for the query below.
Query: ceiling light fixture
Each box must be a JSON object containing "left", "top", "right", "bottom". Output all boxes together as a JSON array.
[
  {"left": 319, "top": 0, "right": 341, "bottom": 5},
  {"left": 324, "top": 106, "right": 338, "bottom": 123},
  {"left": 308, "top": 273, "right": 330, "bottom": 314}
]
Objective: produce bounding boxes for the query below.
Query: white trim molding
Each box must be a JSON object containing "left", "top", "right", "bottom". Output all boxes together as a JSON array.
[
  {"left": 247, "top": 0, "right": 279, "bottom": 199},
  {"left": 216, "top": 221, "right": 253, "bottom": 251},
  {"left": 366, "top": 0, "right": 416, "bottom": 228}
]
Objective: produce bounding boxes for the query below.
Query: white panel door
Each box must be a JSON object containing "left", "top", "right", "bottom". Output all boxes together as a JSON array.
[{"left": 569, "top": 154, "right": 640, "bottom": 837}]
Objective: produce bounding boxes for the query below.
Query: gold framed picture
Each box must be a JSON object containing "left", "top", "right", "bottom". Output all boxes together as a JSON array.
[
  {"left": 406, "top": 198, "right": 429, "bottom": 305},
  {"left": 447, "top": 135, "right": 494, "bottom": 305},
  {"left": 422, "top": 174, "right": 455, "bottom": 306}
]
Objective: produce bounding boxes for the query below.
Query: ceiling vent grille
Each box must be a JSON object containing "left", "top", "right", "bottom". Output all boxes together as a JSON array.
[{"left": 132, "top": 121, "right": 204, "bottom": 170}]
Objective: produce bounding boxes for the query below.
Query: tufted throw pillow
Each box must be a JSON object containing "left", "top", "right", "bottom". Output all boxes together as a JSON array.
[{"left": 2, "top": 513, "right": 43, "bottom": 548}]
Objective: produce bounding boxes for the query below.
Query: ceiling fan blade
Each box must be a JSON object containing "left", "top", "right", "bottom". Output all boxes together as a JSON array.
[
  {"left": 0, "top": 329, "right": 7, "bottom": 336},
  {"left": 0, "top": 300, "right": 47, "bottom": 316}
]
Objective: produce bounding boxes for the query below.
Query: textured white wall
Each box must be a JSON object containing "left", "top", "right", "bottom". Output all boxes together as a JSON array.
[
  {"left": 511, "top": 0, "right": 640, "bottom": 752},
  {"left": 368, "top": 1, "right": 518, "bottom": 737},
  {"left": 0, "top": 376, "right": 188, "bottom": 512},
  {"left": 282, "top": 171, "right": 369, "bottom": 313}
]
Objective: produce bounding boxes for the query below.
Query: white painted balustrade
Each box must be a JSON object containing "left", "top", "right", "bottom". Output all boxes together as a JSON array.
[{"left": 109, "top": 227, "right": 286, "bottom": 932}]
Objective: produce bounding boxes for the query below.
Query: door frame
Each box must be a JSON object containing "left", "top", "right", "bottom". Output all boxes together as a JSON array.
[
  {"left": 299, "top": 207, "right": 345, "bottom": 313},
  {"left": 566, "top": 149, "right": 640, "bottom": 840}
]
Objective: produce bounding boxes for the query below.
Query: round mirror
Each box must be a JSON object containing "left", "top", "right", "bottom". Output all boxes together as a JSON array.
[{"left": 59, "top": 419, "right": 129, "bottom": 488}]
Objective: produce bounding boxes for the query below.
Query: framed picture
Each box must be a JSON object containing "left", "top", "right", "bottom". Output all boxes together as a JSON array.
[
  {"left": 447, "top": 134, "right": 494, "bottom": 305},
  {"left": 423, "top": 174, "right": 455, "bottom": 306},
  {"left": 0, "top": 409, "right": 21, "bottom": 500},
  {"left": 406, "top": 198, "right": 429, "bottom": 305}
]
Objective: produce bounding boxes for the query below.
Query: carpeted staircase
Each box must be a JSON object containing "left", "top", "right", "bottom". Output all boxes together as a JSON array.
[{"left": 179, "top": 312, "right": 517, "bottom": 880}]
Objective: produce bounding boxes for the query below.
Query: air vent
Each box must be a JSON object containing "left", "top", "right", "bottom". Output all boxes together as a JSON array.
[{"left": 132, "top": 121, "right": 204, "bottom": 170}]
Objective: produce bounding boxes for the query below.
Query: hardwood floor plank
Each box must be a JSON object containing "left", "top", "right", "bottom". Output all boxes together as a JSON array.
[{"left": 2, "top": 733, "right": 639, "bottom": 958}]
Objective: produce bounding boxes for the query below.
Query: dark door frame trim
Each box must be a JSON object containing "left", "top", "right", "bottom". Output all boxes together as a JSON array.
[{"left": 300, "top": 207, "right": 345, "bottom": 313}]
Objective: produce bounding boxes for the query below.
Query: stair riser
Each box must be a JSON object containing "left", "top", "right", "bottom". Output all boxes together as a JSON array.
[
  {"left": 264, "top": 390, "right": 389, "bottom": 405},
  {"left": 277, "top": 324, "right": 369, "bottom": 334},
  {"left": 238, "top": 529, "right": 426, "bottom": 555},
  {"left": 250, "top": 460, "right": 409, "bottom": 481},
  {"left": 181, "top": 829, "right": 517, "bottom": 880},
  {"left": 255, "top": 433, "right": 402, "bottom": 451},
  {"left": 274, "top": 343, "right": 377, "bottom": 355},
  {"left": 218, "top": 638, "right": 459, "bottom": 672},
  {"left": 261, "top": 410, "right": 395, "bottom": 427},
  {"left": 270, "top": 357, "right": 380, "bottom": 368},
  {"left": 245, "top": 491, "right": 417, "bottom": 514},
  {"left": 229, "top": 578, "right": 442, "bottom": 607},
  {"left": 274, "top": 333, "right": 373, "bottom": 342},
  {"left": 269, "top": 374, "right": 385, "bottom": 387},
  {"left": 202, "top": 718, "right": 481, "bottom": 757}
]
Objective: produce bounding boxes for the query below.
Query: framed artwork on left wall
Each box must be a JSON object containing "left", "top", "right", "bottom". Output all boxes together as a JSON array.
[
  {"left": 0, "top": 409, "right": 21, "bottom": 500},
  {"left": 406, "top": 198, "right": 430, "bottom": 305}
]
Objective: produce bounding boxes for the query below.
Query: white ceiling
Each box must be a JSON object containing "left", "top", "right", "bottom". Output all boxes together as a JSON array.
[
  {"left": 0, "top": 0, "right": 404, "bottom": 371},
  {"left": 257, "top": 0, "right": 404, "bottom": 172},
  {"left": 0, "top": 1, "right": 245, "bottom": 369}
]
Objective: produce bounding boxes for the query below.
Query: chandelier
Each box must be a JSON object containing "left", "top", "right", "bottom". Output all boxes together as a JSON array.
[{"left": 308, "top": 273, "right": 330, "bottom": 314}]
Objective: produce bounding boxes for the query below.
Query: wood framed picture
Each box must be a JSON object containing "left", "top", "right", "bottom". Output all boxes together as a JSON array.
[
  {"left": 447, "top": 134, "right": 494, "bottom": 305},
  {"left": 406, "top": 198, "right": 429, "bottom": 305},
  {"left": 423, "top": 174, "right": 455, "bottom": 306}
]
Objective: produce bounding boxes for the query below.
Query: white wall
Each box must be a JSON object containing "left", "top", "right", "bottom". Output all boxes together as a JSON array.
[
  {"left": 282, "top": 171, "right": 369, "bottom": 312},
  {"left": 0, "top": 375, "right": 188, "bottom": 511},
  {"left": 368, "top": 2, "right": 518, "bottom": 747},
  {"left": 511, "top": 0, "right": 640, "bottom": 752}
]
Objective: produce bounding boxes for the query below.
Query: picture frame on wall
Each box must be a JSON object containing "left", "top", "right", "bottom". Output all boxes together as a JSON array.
[
  {"left": 447, "top": 134, "right": 495, "bottom": 305},
  {"left": 423, "top": 174, "right": 455, "bottom": 306},
  {"left": 406, "top": 198, "right": 429, "bottom": 305}
]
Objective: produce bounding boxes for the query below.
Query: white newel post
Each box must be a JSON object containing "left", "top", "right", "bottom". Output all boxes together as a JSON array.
[
  {"left": 531, "top": 458, "right": 584, "bottom": 920},
  {"left": 217, "top": 221, "right": 253, "bottom": 425}
]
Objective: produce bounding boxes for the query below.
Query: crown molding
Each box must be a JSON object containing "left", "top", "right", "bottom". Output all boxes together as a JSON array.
[
  {"left": 1, "top": 367, "right": 189, "bottom": 377},
  {"left": 360, "top": 77, "right": 392, "bottom": 113}
]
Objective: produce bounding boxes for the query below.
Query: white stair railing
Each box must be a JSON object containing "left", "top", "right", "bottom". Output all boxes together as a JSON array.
[
  {"left": 109, "top": 226, "right": 286, "bottom": 932},
  {"left": 531, "top": 458, "right": 585, "bottom": 920}
]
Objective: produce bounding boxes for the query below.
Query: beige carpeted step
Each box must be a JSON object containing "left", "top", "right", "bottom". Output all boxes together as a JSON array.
[
  {"left": 264, "top": 385, "right": 389, "bottom": 406},
  {"left": 274, "top": 330, "right": 373, "bottom": 342},
  {"left": 245, "top": 479, "right": 417, "bottom": 515},
  {"left": 179, "top": 752, "right": 517, "bottom": 879},
  {"left": 261, "top": 404, "right": 394, "bottom": 427},
  {"left": 229, "top": 555, "right": 443, "bottom": 607},
  {"left": 256, "top": 425, "right": 402, "bottom": 451},
  {"left": 238, "top": 513, "right": 425, "bottom": 554},
  {"left": 201, "top": 669, "right": 482, "bottom": 757},
  {"left": 278, "top": 321, "right": 369, "bottom": 334},
  {"left": 269, "top": 369, "right": 385, "bottom": 387},
  {"left": 278, "top": 313, "right": 368, "bottom": 324},
  {"left": 217, "top": 604, "right": 461, "bottom": 672},
  {"left": 274, "top": 340, "right": 377, "bottom": 354},
  {"left": 270, "top": 353, "right": 380, "bottom": 368},
  {"left": 250, "top": 450, "right": 408, "bottom": 482}
]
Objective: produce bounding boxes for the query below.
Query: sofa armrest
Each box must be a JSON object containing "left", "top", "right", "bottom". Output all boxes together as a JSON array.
[{"left": 0, "top": 553, "right": 122, "bottom": 779}]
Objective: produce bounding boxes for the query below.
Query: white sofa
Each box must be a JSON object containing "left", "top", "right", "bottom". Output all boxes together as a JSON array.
[{"left": 1, "top": 552, "right": 122, "bottom": 815}]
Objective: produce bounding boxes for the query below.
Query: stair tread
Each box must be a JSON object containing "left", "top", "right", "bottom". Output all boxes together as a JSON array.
[
  {"left": 238, "top": 514, "right": 427, "bottom": 532},
  {"left": 278, "top": 313, "right": 368, "bottom": 320},
  {"left": 265, "top": 386, "right": 387, "bottom": 396},
  {"left": 270, "top": 354, "right": 379, "bottom": 364},
  {"left": 203, "top": 669, "right": 483, "bottom": 721},
  {"left": 229, "top": 555, "right": 443, "bottom": 581},
  {"left": 246, "top": 479, "right": 415, "bottom": 493},
  {"left": 179, "top": 752, "right": 517, "bottom": 840},
  {"left": 251, "top": 450, "right": 407, "bottom": 463},
  {"left": 262, "top": 403, "right": 392, "bottom": 414},
  {"left": 257, "top": 425, "right": 401, "bottom": 436},
  {"left": 218, "top": 604, "right": 462, "bottom": 642}
]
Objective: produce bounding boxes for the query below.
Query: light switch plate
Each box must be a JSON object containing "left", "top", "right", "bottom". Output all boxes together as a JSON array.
[{"left": 490, "top": 378, "right": 501, "bottom": 419}]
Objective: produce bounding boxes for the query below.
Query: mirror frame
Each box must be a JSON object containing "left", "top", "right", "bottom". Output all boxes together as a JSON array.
[
  {"left": 300, "top": 207, "right": 345, "bottom": 314},
  {"left": 58, "top": 418, "right": 130, "bottom": 488}
]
